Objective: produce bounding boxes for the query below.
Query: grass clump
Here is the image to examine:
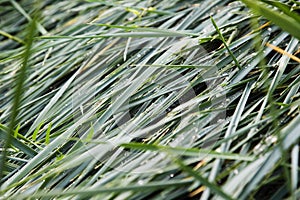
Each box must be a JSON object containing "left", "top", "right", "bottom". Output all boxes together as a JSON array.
[{"left": 0, "top": 0, "right": 299, "bottom": 199}]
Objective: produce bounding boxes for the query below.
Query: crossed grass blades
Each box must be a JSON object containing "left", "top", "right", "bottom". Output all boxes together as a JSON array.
[{"left": 0, "top": 0, "right": 300, "bottom": 199}]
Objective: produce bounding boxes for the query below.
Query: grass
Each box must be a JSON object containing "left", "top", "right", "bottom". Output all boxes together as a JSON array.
[{"left": 0, "top": 0, "right": 299, "bottom": 199}]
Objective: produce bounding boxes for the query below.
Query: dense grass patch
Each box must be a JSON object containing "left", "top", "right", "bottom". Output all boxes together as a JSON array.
[{"left": 0, "top": 0, "right": 299, "bottom": 199}]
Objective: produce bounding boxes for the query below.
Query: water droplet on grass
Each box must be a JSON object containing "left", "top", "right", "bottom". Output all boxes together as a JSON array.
[
  {"left": 217, "top": 119, "right": 225, "bottom": 123},
  {"left": 138, "top": 180, "right": 144, "bottom": 185}
]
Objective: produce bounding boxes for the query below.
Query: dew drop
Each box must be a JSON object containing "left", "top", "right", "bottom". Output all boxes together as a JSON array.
[
  {"left": 253, "top": 143, "right": 265, "bottom": 155},
  {"left": 80, "top": 105, "right": 84, "bottom": 115},
  {"left": 192, "top": 135, "right": 198, "bottom": 140},
  {"left": 128, "top": 17, "right": 135, "bottom": 21},
  {"left": 217, "top": 119, "right": 225, "bottom": 123},
  {"left": 265, "top": 135, "right": 277, "bottom": 145},
  {"left": 138, "top": 180, "right": 144, "bottom": 185},
  {"left": 222, "top": 72, "right": 229, "bottom": 76}
]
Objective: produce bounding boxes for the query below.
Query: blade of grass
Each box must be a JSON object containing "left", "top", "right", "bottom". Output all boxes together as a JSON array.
[
  {"left": 0, "top": 30, "right": 25, "bottom": 44},
  {"left": 173, "top": 158, "right": 234, "bottom": 200},
  {"left": 202, "top": 82, "right": 252, "bottom": 200},
  {"left": 45, "top": 122, "right": 52, "bottom": 145},
  {"left": 12, "top": 179, "right": 192, "bottom": 199},
  {"left": 266, "top": 42, "right": 300, "bottom": 63},
  {"left": 0, "top": 18, "right": 37, "bottom": 181},
  {"left": 121, "top": 143, "right": 255, "bottom": 161},
  {"left": 0, "top": 125, "right": 37, "bottom": 157},
  {"left": 241, "top": 0, "right": 300, "bottom": 40},
  {"left": 93, "top": 23, "right": 199, "bottom": 37},
  {"left": 291, "top": 144, "right": 299, "bottom": 195},
  {"left": 32, "top": 121, "right": 44, "bottom": 142},
  {"left": 9, "top": 0, "right": 47, "bottom": 35},
  {"left": 211, "top": 16, "right": 241, "bottom": 70},
  {"left": 260, "top": 0, "right": 300, "bottom": 23},
  {"left": 13, "top": 124, "right": 20, "bottom": 138}
]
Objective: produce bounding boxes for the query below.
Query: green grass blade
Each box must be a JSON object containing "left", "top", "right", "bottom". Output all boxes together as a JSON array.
[
  {"left": 211, "top": 16, "right": 241, "bottom": 70},
  {"left": 32, "top": 120, "right": 44, "bottom": 142},
  {"left": 45, "top": 122, "right": 52, "bottom": 145},
  {"left": 241, "top": 0, "right": 300, "bottom": 40},
  {"left": 0, "top": 18, "right": 37, "bottom": 181},
  {"left": 173, "top": 158, "right": 234, "bottom": 200},
  {"left": 0, "top": 125, "right": 37, "bottom": 157},
  {"left": 121, "top": 143, "right": 255, "bottom": 161}
]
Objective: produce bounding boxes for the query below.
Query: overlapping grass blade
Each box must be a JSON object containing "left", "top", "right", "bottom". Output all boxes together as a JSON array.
[{"left": 0, "top": 0, "right": 299, "bottom": 199}]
